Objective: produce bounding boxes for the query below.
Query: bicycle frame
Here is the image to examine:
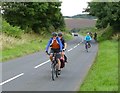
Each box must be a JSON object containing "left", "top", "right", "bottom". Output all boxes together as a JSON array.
[
  {"left": 86, "top": 42, "right": 88, "bottom": 52},
  {"left": 85, "top": 41, "right": 90, "bottom": 52},
  {"left": 51, "top": 53, "right": 59, "bottom": 81}
]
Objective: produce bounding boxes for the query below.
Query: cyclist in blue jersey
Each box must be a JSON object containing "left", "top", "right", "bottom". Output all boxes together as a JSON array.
[
  {"left": 45, "top": 32, "right": 63, "bottom": 75},
  {"left": 84, "top": 33, "right": 92, "bottom": 48}
]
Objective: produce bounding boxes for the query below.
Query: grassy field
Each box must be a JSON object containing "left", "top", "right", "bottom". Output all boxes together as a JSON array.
[
  {"left": 64, "top": 18, "right": 96, "bottom": 30},
  {"left": 79, "top": 40, "right": 118, "bottom": 91}
]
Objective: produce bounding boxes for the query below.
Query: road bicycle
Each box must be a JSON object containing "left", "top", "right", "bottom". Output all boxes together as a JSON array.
[
  {"left": 49, "top": 53, "right": 59, "bottom": 81},
  {"left": 51, "top": 53, "right": 59, "bottom": 81},
  {"left": 85, "top": 41, "right": 91, "bottom": 52}
]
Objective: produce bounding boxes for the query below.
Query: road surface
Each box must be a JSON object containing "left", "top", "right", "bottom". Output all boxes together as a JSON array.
[{"left": 1, "top": 35, "right": 98, "bottom": 91}]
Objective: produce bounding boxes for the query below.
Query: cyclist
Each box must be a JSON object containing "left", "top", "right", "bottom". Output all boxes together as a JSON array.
[
  {"left": 84, "top": 33, "right": 92, "bottom": 48},
  {"left": 89, "top": 32, "right": 93, "bottom": 38},
  {"left": 58, "top": 32, "right": 68, "bottom": 63},
  {"left": 94, "top": 32, "right": 97, "bottom": 42},
  {"left": 45, "top": 32, "right": 63, "bottom": 75}
]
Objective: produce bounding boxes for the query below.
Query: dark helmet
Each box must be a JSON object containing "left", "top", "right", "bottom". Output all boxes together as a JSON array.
[
  {"left": 52, "top": 32, "right": 57, "bottom": 37},
  {"left": 58, "top": 32, "right": 63, "bottom": 36}
]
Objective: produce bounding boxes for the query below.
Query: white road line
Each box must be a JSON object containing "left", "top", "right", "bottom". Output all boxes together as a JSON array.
[
  {"left": 34, "top": 60, "right": 50, "bottom": 69},
  {"left": 74, "top": 45, "right": 77, "bottom": 48},
  {"left": 67, "top": 43, "right": 81, "bottom": 52},
  {"left": 0, "top": 73, "right": 24, "bottom": 86},
  {"left": 67, "top": 48, "right": 73, "bottom": 52}
]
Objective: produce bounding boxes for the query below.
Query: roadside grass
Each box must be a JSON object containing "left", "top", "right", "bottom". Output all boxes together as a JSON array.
[
  {"left": 64, "top": 32, "right": 73, "bottom": 41},
  {"left": 79, "top": 40, "right": 118, "bottom": 91},
  {"left": 1, "top": 33, "right": 40, "bottom": 50},
  {"left": 1, "top": 32, "right": 73, "bottom": 62},
  {"left": 2, "top": 39, "right": 48, "bottom": 62}
]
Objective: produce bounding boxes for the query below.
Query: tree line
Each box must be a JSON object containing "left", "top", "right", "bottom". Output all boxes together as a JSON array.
[
  {"left": 2, "top": 2, "right": 65, "bottom": 34},
  {"left": 85, "top": 2, "right": 120, "bottom": 31}
]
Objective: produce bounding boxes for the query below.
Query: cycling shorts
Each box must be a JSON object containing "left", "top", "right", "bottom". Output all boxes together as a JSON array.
[{"left": 50, "top": 48, "right": 61, "bottom": 59}]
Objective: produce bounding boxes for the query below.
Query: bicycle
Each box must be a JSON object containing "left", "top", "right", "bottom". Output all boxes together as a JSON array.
[
  {"left": 51, "top": 53, "right": 59, "bottom": 81},
  {"left": 47, "top": 52, "right": 59, "bottom": 81},
  {"left": 85, "top": 41, "right": 91, "bottom": 52}
]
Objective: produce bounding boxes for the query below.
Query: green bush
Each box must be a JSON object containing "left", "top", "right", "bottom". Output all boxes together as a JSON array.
[
  {"left": 112, "top": 34, "right": 119, "bottom": 41},
  {"left": 2, "top": 20, "right": 23, "bottom": 38},
  {"left": 98, "top": 26, "right": 114, "bottom": 42}
]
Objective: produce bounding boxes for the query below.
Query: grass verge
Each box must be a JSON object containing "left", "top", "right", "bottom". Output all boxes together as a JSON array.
[
  {"left": 79, "top": 40, "right": 118, "bottom": 91},
  {"left": 2, "top": 39, "right": 48, "bottom": 62}
]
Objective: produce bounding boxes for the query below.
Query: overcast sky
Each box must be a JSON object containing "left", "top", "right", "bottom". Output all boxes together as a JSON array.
[{"left": 60, "top": 0, "right": 91, "bottom": 16}]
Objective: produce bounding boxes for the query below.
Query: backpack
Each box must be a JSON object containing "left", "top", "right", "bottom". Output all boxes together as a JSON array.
[{"left": 60, "top": 58, "right": 65, "bottom": 68}]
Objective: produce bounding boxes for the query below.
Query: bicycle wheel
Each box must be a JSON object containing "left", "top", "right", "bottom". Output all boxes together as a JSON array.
[
  {"left": 51, "top": 63, "right": 55, "bottom": 81},
  {"left": 55, "top": 64, "right": 58, "bottom": 78},
  {"left": 86, "top": 43, "right": 88, "bottom": 52}
]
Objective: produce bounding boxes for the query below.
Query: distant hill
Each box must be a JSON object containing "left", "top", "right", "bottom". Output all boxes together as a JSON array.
[
  {"left": 64, "top": 14, "right": 97, "bottom": 19},
  {"left": 63, "top": 16, "right": 72, "bottom": 18},
  {"left": 64, "top": 18, "right": 96, "bottom": 30}
]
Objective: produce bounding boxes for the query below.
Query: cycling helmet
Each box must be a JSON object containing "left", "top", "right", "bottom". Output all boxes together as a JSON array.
[
  {"left": 58, "top": 32, "right": 63, "bottom": 36},
  {"left": 52, "top": 32, "right": 57, "bottom": 37}
]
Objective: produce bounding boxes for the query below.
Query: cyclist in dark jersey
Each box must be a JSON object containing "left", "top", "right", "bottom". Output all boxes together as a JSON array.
[{"left": 58, "top": 32, "right": 68, "bottom": 63}]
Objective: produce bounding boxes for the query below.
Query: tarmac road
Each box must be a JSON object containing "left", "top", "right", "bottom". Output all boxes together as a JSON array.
[{"left": 1, "top": 35, "right": 98, "bottom": 91}]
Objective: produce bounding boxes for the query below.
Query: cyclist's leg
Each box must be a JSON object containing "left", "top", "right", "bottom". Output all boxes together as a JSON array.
[
  {"left": 85, "top": 41, "right": 87, "bottom": 49},
  {"left": 62, "top": 51, "right": 64, "bottom": 57},
  {"left": 49, "top": 49, "right": 54, "bottom": 62},
  {"left": 57, "top": 59, "right": 61, "bottom": 70},
  {"left": 56, "top": 53, "right": 61, "bottom": 69},
  {"left": 56, "top": 53, "right": 61, "bottom": 75},
  {"left": 50, "top": 54, "right": 53, "bottom": 62},
  {"left": 88, "top": 41, "right": 91, "bottom": 47},
  {"left": 64, "top": 54, "right": 67, "bottom": 62},
  {"left": 61, "top": 51, "right": 65, "bottom": 60}
]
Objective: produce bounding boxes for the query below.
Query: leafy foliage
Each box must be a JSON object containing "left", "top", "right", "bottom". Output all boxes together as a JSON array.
[
  {"left": 85, "top": 2, "right": 120, "bottom": 31},
  {"left": 2, "top": 19, "right": 23, "bottom": 38},
  {"left": 2, "top": 2, "right": 65, "bottom": 33}
]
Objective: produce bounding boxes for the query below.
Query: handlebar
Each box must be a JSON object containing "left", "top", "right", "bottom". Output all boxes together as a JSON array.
[{"left": 46, "top": 52, "right": 61, "bottom": 56}]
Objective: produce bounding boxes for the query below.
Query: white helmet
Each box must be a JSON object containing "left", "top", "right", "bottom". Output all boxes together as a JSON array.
[{"left": 87, "top": 33, "right": 89, "bottom": 35}]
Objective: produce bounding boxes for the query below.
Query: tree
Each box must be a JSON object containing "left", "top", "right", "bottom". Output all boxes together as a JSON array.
[
  {"left": 85, "top": 2, "right": 120, "bottom": 31},
  {"left": 2, "top": 2, "right": 65, "bottom": 33}
]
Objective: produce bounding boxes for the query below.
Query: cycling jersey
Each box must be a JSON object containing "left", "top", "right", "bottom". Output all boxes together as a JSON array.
[
  {"left": 84, "top": 35, "right": 92, "bottom": 41},
  {"left": 60, "top": 37, "right": 66, "bottom": 49},
  {"left": 52, "top": 39, "right": 60, "bottom": 49},
  {"left": 46, "top": 37, "right": 63, "bottom": 52}
]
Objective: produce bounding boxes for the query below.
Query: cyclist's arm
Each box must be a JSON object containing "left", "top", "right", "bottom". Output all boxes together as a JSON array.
[
  {"left": 64, "top": 43, "right": 67, "bottom": 49},
  {"left": 83, "top": 36, "right": 87, "bottom": 42},
  {"left": 84, "top": 36, "right": 87, "bottom": 40},
  {"left": 89, "top": 36, "right": 92, "bottom": 41},
  {"left": 63, "top": 39, "right": 67, "bottom": 49},
  {"left": 58, "top": 38, "right": 63, "bottom": 52},
  {"left": 46, "top": 38, "right": 52, "bottom": 51}
]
